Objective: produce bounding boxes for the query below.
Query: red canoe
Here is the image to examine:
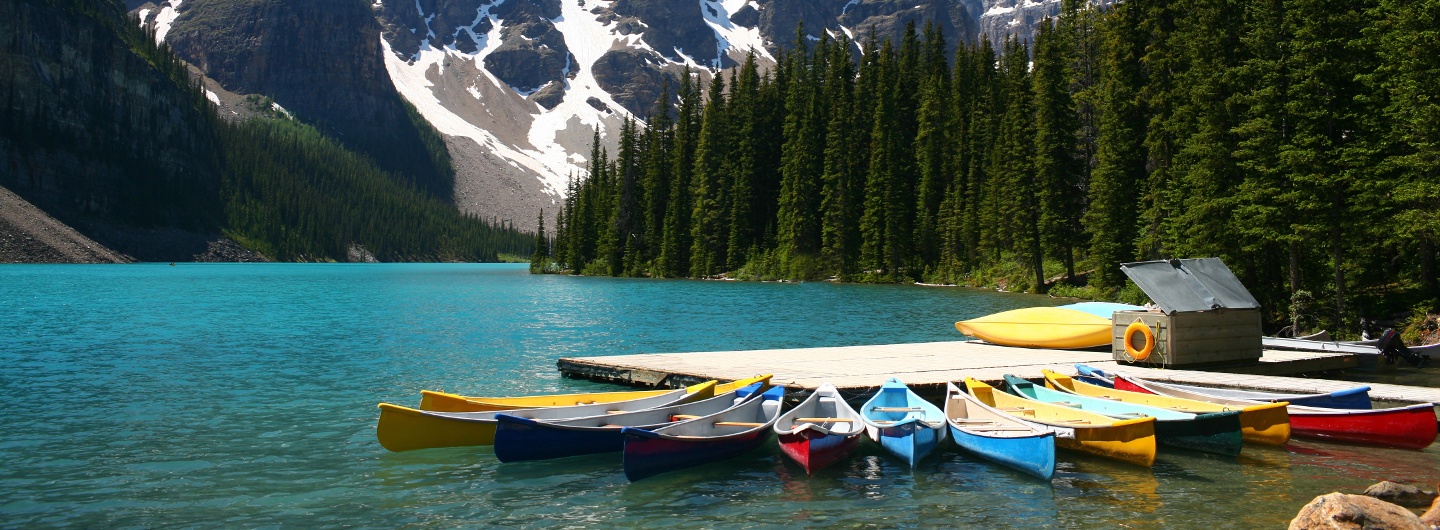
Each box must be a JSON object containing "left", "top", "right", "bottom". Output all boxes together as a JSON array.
[
  {"left": 774, "top": 383, "right": 865, "bottom": 474},
  {"left": 1113, "top": 373, "right": 1437, "bottom": 450}
]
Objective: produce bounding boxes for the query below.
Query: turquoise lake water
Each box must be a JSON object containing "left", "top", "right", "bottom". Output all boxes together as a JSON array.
[{"left": 1, "top": 263, "right": 1436, "bottom": 528}]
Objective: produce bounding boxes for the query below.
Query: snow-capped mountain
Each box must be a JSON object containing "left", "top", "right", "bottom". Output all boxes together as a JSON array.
[{"left": 137, "top": 0, "right": 1063, "bottom": 233}]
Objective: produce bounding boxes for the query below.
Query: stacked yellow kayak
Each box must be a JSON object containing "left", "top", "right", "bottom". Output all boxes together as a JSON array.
[{"left": 955, "top": 307, "right": 1114, "bottom": 349}]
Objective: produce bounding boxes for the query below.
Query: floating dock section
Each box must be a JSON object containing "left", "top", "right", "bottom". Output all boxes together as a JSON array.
[{"left": 557, "top": 340, "right": 1440, "bottom": 404}]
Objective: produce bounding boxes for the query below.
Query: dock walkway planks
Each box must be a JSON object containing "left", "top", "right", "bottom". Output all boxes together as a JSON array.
[{"left": 557, "top": 340, "right": 1440, "bottom": 405}]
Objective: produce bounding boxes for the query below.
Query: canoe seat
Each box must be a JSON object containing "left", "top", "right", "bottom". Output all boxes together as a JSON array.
[
  {"left": 1054, "top": 419, "right": 1091, "bottom": 424},
  {"left": 951, "top": 419, "right": 996, "bottom": 424},
  {"left": 1054, "top": 402, "right": 1081, "bottom": 408},
  {"left": 873, "top": 406, "right": 923, "bottom": 412},
  {"left": 998, "top": 407, "right": 1031, "bottom": 412}
]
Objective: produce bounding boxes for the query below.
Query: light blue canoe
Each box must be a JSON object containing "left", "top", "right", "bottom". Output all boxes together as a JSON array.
[
  {"left": 861, "top": 378, "right": 947, "bottom": 467},
  {"left": 944, "top": 382, "right": 1055, "bottom": 480}
]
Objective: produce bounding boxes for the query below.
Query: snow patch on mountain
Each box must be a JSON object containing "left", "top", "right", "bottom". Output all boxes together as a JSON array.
[
  {"left": 153, "top": 0, "right": 182, "bottom": 43},
  {"left": 703, "top": 0, "right": 773, "bottom": 63}
]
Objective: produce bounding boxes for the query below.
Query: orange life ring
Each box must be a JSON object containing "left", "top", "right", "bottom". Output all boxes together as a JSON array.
[{"left": 1124, "top": 319, "right": 1156, "bottom": 361}]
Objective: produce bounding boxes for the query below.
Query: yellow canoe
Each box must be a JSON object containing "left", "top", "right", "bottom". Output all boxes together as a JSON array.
[
  {"left": 955, "top": 307, "right": 1113, "bottom": 349},
  {"left": 377, "top": 382, "right": 719, "bottom": 452},
  {"left": 419, "top": 375, "right": 772, "bottom": 412},
  {"left": 1043, "top": 370, "right": 1291, "bottom": 446},
  {"left": 965, "top": 378, "right": 1156, "bottom": 467}
]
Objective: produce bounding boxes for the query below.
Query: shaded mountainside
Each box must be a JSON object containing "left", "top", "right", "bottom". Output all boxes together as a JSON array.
[
  {"left": 1, "top": 0, "right": 533, "bottom": 262},
  {"left": 1, "top": 0, "right": 224, "bottom": 258},
  {"left": 161, "top": 0, "right": 456, "bottom": 200}
]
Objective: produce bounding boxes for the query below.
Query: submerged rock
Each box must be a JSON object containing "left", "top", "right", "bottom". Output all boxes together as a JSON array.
[
  {"left": 1363, "top": 481, "right": 1438, "bottom": 508},
  {"left": 1289, "top": 492, "right": 1426, "bottom": 530}
]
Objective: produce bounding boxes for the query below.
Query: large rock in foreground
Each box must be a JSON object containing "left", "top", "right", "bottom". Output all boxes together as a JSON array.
[{"left": 1289, "top": 492, "right": 1427, "bottom": 530}]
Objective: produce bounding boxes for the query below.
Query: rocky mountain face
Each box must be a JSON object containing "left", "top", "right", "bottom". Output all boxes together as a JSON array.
[
  {"left": 119, "top": 0, "right": 1064, "bottom": 233},
  {"left": 145, "top": 0, "right": 456, "bottom": 200},
  {"left": 1, "top": 0, "right": 224, "bottom": 258}
]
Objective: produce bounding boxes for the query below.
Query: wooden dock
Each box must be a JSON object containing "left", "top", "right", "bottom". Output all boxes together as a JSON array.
[{"left": 557, "top": 340, "right": 1440, "bottom": 404}]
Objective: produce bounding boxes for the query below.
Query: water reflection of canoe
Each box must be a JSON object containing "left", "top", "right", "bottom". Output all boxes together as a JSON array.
[
  {"left": 491, "top": 381, "right": 772, "bottom": 462},
  {"left": 1009, "top": 373, "right": 1243, "bottom": 457},
  {"left": 1111, "top": 371, "right": 1438, "bottom": 450},
  {"left": 966, "top": 378, "right": 1156, "bottom": 467},
  {"left": 420, "top": 375, "right": 771, "bottom": 412},
  {"left": 861, "top": 378, "right": 948, "bottom": 467},
  {"left": 955, "top": 307, "right": 1113, "bottom": 349},
  {"left": 620, "top": 385, "right": 785, "bottom": 481},
  {"left": 775, "top": 382, "right": 866, "bottom": 475},
  {"left": 376, "top": 384, "right": 714, "bottom": 452},
  {"left": 1058, "top": 367, "right": 1290, "bottom": 446},
  {"left": 944, "top": 381, "right": 1056, "bottom": 480}
]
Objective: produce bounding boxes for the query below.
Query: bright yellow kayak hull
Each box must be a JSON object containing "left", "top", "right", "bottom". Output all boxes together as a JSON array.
[
  {"left": 419, "top": 375, "right": 772, "bottom": 412},
  {"left": 1043, "top": 369, "right": 1290, "bottom": 446},
  {"left": 955, "top": 307, "right": 1113, "bottom": 349},
  {"left": 966, "top": 378, "right": 1156, "bottom": 467}
]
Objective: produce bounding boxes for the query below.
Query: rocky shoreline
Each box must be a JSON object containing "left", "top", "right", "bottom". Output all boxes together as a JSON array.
[
  {"left": 1291, "top": 481, "right": 1440, "bottom": 529},
  {"left": 0, "top": 185, "right": 267, "bottom": 264}
]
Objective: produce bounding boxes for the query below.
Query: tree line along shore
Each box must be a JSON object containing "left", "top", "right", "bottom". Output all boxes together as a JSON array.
[{"left": 531, "top": 0, "right": 1440, "bottom": 336}]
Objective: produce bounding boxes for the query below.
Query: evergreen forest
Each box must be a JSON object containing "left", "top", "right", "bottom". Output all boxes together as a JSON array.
[{"left": 539, "top": 0, "right": 1440, "bottom": 334}]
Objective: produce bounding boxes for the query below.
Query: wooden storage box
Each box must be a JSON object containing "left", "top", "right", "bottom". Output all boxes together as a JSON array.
[{"left": 1111, "top": 309, "right": 1262, "bottom": 367}]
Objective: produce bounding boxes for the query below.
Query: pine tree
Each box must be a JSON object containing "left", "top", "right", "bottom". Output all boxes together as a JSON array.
[
  {"left": 657, "top": 69, "right": 699, "bottom": 278},
  {"left": 1032, "top": 18, "right": 1085, "bottom": 284},
  {"left": 1085, "top": 1, "right": 1148, "bottom": 290},
  {"left": 529, "top": 208, "right": 549, "bottom": 273},
  {"left": 776, "top": 27, "right": 827, "bottom": 279},
  {"left": 690, "top": 74, "right": 730, "bottom": 277}
]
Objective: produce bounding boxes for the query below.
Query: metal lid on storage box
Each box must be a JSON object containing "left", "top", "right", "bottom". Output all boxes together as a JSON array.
[{"left": 1119, "top": 258, "right": 1261, "bottom": 314}]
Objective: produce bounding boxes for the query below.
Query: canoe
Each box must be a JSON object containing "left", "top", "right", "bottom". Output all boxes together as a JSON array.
[
  {"left": 965, "top": 377, "right": 1156, "bottom": 467},
  {"left": 1054, "top": 368, "right": 1290, "bottom": 446},
  {"left": 620, "top": 384, "right": 786, "bottom": 481},
  {"left": 375, "top": 383, "right": 715, "bottom": 452},
  {"left": 420, "top": 375, "right": 772, "bottom": 412},
  {"left": 1057, "top": 302, "right": 1147, "bottom": 319},
  {"left": 955, "top": 307, "right": 1113, "bottom": 349},
  {"left": 1076, "top": 365, "right": 1371, "bottom": 410},
  {"left": 492, "top": 382, "right": 772, "bottom": 463},
  {"left": 774, "top": 383, "right": 866, "bottom": 475},
  {"left": 1021, "top": 372, "right": 1242, "bottom": 456},
  {"left": 1110, "top": 372, "right": 1438, "bottom": 450},
  {"left": 860, "top": 378, "right": 948, "bottom": 467},
  {"left": 943, "top": 381, "right": 1056, "bottom": 480}
]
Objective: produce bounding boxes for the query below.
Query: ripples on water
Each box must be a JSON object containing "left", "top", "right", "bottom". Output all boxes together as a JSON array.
[{"left": 1, "top": 263, "right": 1436, "bottom": 527}]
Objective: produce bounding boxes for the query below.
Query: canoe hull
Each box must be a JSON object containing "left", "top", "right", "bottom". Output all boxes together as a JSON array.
[
  {"left": 1287, "top": 405, "right": 1437, "bottom": 449},
  {"left": 1154, "top": 411, "right": 1244, "bottom": 456},
  {"left": 622, "top": 429, "right": 773, "bottom": 482},
  {"left": 948, "top": 424, "right": 1055, "bottom": 480},
  {"left": 493, "top": 415, "right": 645, "bottom": 462},
  {"left": 1059, "top": 420, "right": 1157, "bottom": 467},
  {"left": 376, "top": 403, "right": 495, "bottom": 452},
  {"left": 868, "top": 422, "right": 944, "bottom": 468},
  {"left": 778, "top": 429, "right": 863, "bottom": 475}
]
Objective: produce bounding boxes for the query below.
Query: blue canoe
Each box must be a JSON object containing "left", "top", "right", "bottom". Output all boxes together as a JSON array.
[
  {"left": 1074, "top": 364, "right": 1373, "bottom": 410},
  {"left": 620, "top": 384, "right": 785, "bottom": 482},
  {"left": 861, "top": 378, "right": 947, "bottom": 467},
  {"left": 944, "top": 381, "right": 1056, "bottom": 480},
  {"left": 1005, "top": 374, "right": 1243, "bottom": 457},
  {"left": 492, "top": 382, "right": 770, "bottom": 462}
]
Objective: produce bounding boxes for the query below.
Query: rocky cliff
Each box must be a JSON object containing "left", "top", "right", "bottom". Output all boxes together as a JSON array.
[{"left": 1, "top": 0, "right": 224, "bottom": 257}]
